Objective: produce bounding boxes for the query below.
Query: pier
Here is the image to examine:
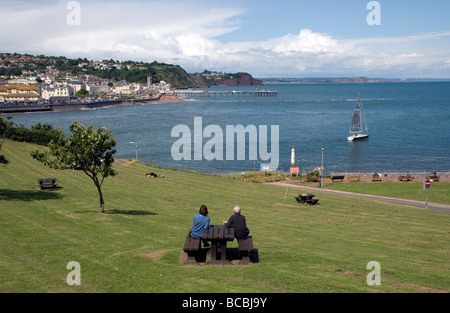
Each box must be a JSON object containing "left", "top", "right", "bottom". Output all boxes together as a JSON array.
[{"left": 171, "top": 90, "right": 277, "bottom": 97}]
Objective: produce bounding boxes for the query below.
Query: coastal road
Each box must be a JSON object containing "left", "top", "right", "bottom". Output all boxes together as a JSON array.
[{"left": 266, "top": 182, "right": 450, "bottom": 213}]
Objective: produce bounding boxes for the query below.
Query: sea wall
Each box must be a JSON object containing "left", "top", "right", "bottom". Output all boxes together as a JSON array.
[{"left": 0, "top": 96, "right": 162, "bottom": 114}]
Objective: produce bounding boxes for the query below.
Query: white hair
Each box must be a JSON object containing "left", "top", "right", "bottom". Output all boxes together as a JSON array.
[{"left": 233, "top": 205, "right": 241, "bottom": 214}]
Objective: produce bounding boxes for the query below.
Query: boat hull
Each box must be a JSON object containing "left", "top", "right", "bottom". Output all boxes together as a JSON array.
[{"left": 348, "top": 134, "right": 369, "bottom": 141}]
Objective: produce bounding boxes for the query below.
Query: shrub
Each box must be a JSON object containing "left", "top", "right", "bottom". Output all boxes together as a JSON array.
[{"left": 305, "top": 169, "right": 320, "bottom": 182}]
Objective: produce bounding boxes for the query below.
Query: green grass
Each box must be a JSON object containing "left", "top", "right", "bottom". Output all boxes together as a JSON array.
[
  {"left": 324, "top": 182, "right": 450, "bottom": 205},
  {"left": 0, "top": 139, "right": 449, "bottom": 293}
]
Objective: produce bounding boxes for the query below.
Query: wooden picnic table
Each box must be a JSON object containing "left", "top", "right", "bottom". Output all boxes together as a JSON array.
[
  {"left": 398, "top": 175, "right": 413, "bottom": 182},
  {"left": 202, "top": 225, "right": 235, "bottom": 263},
  {"left": 295, "top": 194, "right": 319, "bottom": 205}
]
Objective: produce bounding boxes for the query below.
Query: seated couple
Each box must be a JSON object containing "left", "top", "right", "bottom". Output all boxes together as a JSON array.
[{"left": 190, "top": 205, "right": 250, "bottom": 246}]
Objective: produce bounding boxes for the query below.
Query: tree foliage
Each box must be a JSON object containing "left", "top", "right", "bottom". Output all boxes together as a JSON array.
[
  {"left": 0, "top": 117, "right": 61, "bottom": 146},
  {"left": 0, "top": 144, "right": 8, "bottom": 165},
  {"left": 31, "top": 121, "right": 117, "bottom": 213}
]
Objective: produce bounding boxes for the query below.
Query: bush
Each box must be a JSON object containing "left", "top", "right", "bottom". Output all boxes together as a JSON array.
[
  {"left": 305, "top": 169, "right": 320, "bottom": 182},
  {"left": 0, "top": 117, "right": 61, "bottom": 146}
]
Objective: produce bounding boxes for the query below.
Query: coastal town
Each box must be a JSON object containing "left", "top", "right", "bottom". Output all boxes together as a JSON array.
[
  {"left": 0, "top": 53, "right": 176, "bottom": 111},
  {"left": 0, "top": 53, "right": 267, "bottom": 113}
]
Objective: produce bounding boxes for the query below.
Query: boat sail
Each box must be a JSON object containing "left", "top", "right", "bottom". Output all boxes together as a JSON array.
[{"left": 347, "top": 93, "right": 369, "bottom": 141}]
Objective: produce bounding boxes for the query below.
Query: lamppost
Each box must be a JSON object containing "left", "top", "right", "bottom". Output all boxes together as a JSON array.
[
  {"left": 129, "top": 141, "right": 138, "bottom": 161},
  {"left": 321, "top": 146, "right": 324, "bottom": 188}
]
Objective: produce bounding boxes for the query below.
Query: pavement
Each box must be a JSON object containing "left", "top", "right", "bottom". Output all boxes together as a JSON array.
[{"left": 265, "top": 181, "right": 450, "bottom": 213}]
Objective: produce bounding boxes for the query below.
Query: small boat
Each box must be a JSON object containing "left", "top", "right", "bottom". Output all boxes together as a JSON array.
[{"left": 348, "top": 93, "right": 369, "bottom": 141}]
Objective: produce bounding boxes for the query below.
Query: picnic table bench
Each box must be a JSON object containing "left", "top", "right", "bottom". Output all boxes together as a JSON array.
[
  {"left": 182, "top": 234, "right": 202, "bottom": 263},
  {"left": 295, "top": 194, "right": 319, "bottom": 205},
  {"left": 426, "top": 175, "right": 440, "bottom": 182},
  {"left": 202, "top": 225, "right": 235, "bottom": 264},
  {"left": 38, "top": 178, "right": 58, "bottom": 190},
  {"left": 331, "top": 175, "right": 345, "bottom": 182},
  {"left": 398, "top": 175, "right": 413, "bottom": 182},
  {"left": 182, "top": 225, "right": 255, "bottom": 264},
  {"left": 348, "top": 175, "right": 361, "bottom": 182},
  {"left": 237, "top": 237, "right": 254, "bottom": 264},
  {"left": 371, "top": 174, "right": 383, "bottom": 182}
]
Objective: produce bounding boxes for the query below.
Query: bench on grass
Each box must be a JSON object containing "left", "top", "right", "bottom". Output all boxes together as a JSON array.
[
  {"left": 295, "top": 194, "right": 319, "bottom": 205},
  {"left": 371, "top": 174, "right": 383, "bottom": 182},
  {"left": 183, "top": 234, "right": 201, "bottom": 263},
  {"left": 238, "top": 237, "right": 254, "bottom": 264},
  {"left": 331, "top": 175, "right": 345, "bottom": 182},
  {"left": 426, "top": 175, "right": 440, "bottom": 182},
  {"left": 348, "top": 175, "right": 360, "bottom": 182},
  {"left": 398, "top": 175, "right": 413, "bottom": 182},
  {"left": 38, "top": 178, "right": 58, "bottom": 190}
]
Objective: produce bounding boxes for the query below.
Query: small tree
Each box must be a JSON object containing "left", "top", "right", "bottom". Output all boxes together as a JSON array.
[
  {"left": 305, "top": 169, "right": 320, "bottom": 182},
  {"left": 32, "top": 121, "right": 117, "bottom": 213},
  {"left": 0, "top": 144, "right": 8, "bottom": 165},
  {"left": 0, "top": 119, "right": 9, "bottom": 165}
]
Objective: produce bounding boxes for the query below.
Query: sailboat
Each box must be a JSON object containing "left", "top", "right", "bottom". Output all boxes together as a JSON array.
[{"left": 347, "top": 93, "right": 369, "bottom": 141}]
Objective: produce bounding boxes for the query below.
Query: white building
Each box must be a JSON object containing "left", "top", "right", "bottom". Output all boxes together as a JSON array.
[
  {"left": 41, "top": 85, "right": 70, "bottom": 101},
  {"left": 87, "top": 85, "right": 110, "bottom": 94},
  {"left": 64, "top": 80, "right": 86, "bottom": 95}
]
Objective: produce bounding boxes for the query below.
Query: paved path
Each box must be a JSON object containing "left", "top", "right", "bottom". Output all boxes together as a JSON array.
[{"left": 265, "top": 182, "right": 450, "bottom": 213}]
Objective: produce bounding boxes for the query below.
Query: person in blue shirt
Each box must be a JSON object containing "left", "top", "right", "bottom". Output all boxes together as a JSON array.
[{"left": 190, "top": 205, "right": 211, "bottom": 247}]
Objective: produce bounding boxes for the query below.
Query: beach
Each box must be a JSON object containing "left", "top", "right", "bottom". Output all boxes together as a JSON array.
[{"left": 52, "top": 93, "right": 185, "bottom": 112}]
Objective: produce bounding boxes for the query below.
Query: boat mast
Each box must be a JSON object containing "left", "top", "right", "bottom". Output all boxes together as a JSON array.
[{"left": 361, "top": 95, "right": 369, "bottom": 133}]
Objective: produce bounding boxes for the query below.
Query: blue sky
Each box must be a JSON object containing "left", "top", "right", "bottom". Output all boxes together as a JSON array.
[
  {"left": 1, "top": 0, "right": 449, "bottom": 77},
  {"left": 216, "top": 0, "right": 450, "bottom": 39}
]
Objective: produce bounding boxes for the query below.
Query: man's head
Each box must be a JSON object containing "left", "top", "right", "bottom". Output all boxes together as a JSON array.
[{"left": 233, "top": 205, "right": 241, "bottom": 214}]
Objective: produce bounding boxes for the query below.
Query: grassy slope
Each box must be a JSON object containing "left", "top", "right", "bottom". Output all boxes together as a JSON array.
[
  {"left": 324, "top": 182, "right": 450, "bottom": 205},
  {"left": 0, "top": 139, "right": 449, "bottom": 293}
]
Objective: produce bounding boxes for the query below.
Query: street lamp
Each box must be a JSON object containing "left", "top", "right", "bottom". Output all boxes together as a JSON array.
[
  {"left": 129, "top": 141, "right": 138, "bottom": 161},
  {"left": 321, "top": 146, "right": 324, "bottom": 188}
]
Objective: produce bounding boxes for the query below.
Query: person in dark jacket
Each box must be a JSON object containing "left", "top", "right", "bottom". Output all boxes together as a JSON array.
[{"left": 224, "top": 205, "right": 250, "bottom": 239}]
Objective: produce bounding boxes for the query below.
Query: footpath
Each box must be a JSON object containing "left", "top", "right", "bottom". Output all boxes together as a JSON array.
[{"left": 266, "top": 181, "right": 450, "bottom": 213}]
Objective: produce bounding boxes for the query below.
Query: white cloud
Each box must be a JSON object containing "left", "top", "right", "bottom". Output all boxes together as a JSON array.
[{"left": 1, "top": 0, "right": 449, "bottom": 77}]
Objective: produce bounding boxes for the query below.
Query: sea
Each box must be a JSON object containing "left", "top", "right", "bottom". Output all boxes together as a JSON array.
[{"left": 8, "top": 82, "right": 450, "bottom": 175}]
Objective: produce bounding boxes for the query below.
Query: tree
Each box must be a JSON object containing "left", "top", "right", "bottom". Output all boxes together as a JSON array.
[
  {"left": 76, "top": 89, "right": 90, "bottom": 97},
  {"left": 0, "top": 119, "right": 9, "bottom": 165},
  {"left": 31, "top": 121, "right": 117, "bottom": 213},
  {"left": 0, "top": 144, "right": 8, "bottom": 165}
]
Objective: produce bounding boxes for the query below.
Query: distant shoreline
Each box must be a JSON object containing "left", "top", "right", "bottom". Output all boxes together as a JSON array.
[
  {"left": 0, "top": 93, "right": 185, "bottom": 114},
  {"left": 260, "top": 78, "right": 450, "bottom": 84}
]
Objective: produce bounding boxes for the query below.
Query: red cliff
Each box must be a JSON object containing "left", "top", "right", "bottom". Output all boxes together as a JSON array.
[{"left": 218, "top": 74, "right": 263, "bottom": 86}]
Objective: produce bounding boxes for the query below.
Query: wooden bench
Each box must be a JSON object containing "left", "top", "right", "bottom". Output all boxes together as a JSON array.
[
  {"left": 398, "top": 175, "right": 413, "bottom": 182},
  {"left": 371, "top": 174, "right": 383, "bottom": 182},
  {"left": 183, "top": 234, "right": 201, "bottom": 263},
  {"left": 38, "top": 178, "right": 57, "bottom": 190},
  {"left": 348, "top": 175, "right": 360, "bottom": 182},
  {"left": 426, "top": 175, "right": 440, "bottom": 182},
  {"left": 238, "top": 237, "right": 254, "bottom": 263},
  {"left": 331, "top": 175, "right": 345, "bottom": 182}
]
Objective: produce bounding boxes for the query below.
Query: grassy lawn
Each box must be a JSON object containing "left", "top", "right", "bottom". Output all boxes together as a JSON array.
[
  {"left": 0, "top": 139, "right": 449, "bottom": 293},
  {"left": 324, "top": 182, "right": 450, "bottom": 205}
]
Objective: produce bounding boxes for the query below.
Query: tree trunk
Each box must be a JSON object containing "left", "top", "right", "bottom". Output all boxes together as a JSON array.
[{"left": 94, "top": 179, "right": 105, "bottom": 213}]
